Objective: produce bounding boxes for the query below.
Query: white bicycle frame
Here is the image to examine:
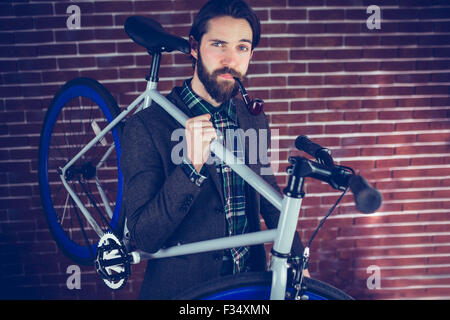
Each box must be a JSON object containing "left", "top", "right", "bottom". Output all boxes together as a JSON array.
[{"left": 58, "top": 78, "right": 304, "bottom": 300}]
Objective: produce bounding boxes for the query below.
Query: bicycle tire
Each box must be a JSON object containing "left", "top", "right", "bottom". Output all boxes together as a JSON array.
[
  {"left": 38, "top": 77, "right": 124, "bottom": 265},
  {"left": 175, "top": 272, "right": 353, "bottom": 300}
]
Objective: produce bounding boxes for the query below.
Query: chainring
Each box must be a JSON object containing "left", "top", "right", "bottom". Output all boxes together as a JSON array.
[{"left": 95, "top": 232, "right": 131, "bottom": 290}]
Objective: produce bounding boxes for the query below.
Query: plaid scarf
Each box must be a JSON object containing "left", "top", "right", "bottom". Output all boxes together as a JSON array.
[{"left": 179, "top": 79, "right": 250, "bottom": 274}]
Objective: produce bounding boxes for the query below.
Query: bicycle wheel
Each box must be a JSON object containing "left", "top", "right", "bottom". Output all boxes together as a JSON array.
[
  {"left": 38, "top": 77, "right": 124, "bottom": 265},
  {"left": 175, "top": 272, "right": 353, "bottom": 300}
]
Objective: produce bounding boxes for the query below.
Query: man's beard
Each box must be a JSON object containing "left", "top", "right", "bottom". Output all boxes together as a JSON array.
[{"left": 196, "top": 52, "right": 242, "bottom": 104}]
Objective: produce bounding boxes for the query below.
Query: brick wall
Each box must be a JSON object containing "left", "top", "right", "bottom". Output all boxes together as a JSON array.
[{"left": 1, "top": 0, "right": 449, "bottom": 300}]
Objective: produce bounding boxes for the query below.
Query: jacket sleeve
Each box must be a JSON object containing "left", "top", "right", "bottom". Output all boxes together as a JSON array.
[
  {"left": 258, "top": 114, "right": 305, "bottom": 258},
  {"left": 120, "top": 114, "right": 204, "bottom": 253}
]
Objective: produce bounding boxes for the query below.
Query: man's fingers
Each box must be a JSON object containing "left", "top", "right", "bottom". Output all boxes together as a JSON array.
[
  {"left": 203, "top": 129, "right": 217, "bottom": 142},
  {"left": 185, "top": 113, "right": 217, "bottom": 168},
  {"left": 189, "top": 122, "right": 214, "bottom": 131},
  {"left": 186, "top": 118, "right": 216, "bottom": 139},
  {"left": 186, "top": 114, "right": 212, "bottom": 128}
]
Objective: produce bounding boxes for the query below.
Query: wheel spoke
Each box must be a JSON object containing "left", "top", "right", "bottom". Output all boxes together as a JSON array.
[
  {"left": 60, "top": 192, "right": 70, "bottom": 225},
  {"left": 70, "top": 195, "right": 95, "bottom": 259}
]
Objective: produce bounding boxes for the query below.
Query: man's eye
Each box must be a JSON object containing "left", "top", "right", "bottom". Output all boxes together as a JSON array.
[
  {"left": 212, "top": 42, "right": 223, "bottom": 47},
  {"left": 239, "top": 45, "right": 249, "bottom": 52}
]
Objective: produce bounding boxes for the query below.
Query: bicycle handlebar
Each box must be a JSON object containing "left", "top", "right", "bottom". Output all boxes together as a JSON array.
[
  {"left": 292, "top": 135, "right": 382, "bottom": 214},
  {"left": 288, "top": 156, "right": 382, "bottom": 214},
  {"left": 348, "top": 174, "right": 382, "bottom": 214},
  {"left": 295, "top": 135, "right": 334, "bottom": 167}
]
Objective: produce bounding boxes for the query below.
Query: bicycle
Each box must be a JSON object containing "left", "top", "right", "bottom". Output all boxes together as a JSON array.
[{"left": 38, "top": 16, "right": 382, "bottom": 299}]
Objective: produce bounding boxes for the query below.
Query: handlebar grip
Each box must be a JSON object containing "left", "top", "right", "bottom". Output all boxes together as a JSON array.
[
  {"left": 349, "top": 175, "right": 382, "bottom": 214},
  {"left": 295, "top": 135, "right": 334, "bottom": 167},
  {"left": 295, "top": 135, "right": 322, "bottom": 156}
]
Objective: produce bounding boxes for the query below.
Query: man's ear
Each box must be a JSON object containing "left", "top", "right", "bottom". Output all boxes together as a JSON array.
[{"left": 189, "top": 35, "right": 199, "bottom": 60}]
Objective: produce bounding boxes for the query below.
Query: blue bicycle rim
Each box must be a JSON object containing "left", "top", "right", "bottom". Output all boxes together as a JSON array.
[
  {"left": 202, "top": 286, "right": 327, "bottom": 300},
  {"left": 39, "top": 84, "right": 123, "bottom": 261}
]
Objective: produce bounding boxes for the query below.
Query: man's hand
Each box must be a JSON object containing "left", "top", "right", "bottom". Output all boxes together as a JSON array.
[
  {"left": 303, "top": 269, "right": 310, "bottom": 278},
  {"left": 185, "top": 114, "right": 217, "bottom": 173}
]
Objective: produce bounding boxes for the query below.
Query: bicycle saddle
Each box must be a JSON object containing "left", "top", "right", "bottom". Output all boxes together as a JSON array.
[{"left": 124, "top": 16, "right": 191, "bottom": 54}]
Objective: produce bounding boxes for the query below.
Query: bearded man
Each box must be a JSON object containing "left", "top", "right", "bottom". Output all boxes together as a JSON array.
[{"left": 120, "top": 0, "right": 307, "bottom": 299}]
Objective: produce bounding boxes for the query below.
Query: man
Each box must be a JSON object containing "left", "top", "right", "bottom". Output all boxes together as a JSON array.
[{"left": 120, "top": 0, "right": 307, "bottom": 299}]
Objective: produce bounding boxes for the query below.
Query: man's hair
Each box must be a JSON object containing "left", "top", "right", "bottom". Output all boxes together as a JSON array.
[{"left": 189, "top": 0, "right": 261, "bottom": 67}]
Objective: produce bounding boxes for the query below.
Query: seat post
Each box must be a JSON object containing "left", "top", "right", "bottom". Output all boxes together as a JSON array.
[
  {"left": 146, "top": 51, "right": 161, "bottom": 83},
  {"left": 142, "top": 51, "right": 161, "bottom": 109}
]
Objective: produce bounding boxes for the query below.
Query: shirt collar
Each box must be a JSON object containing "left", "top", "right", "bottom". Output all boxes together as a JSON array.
[{"left": 179, "top": 79, "right": 237, "bottom": 122}]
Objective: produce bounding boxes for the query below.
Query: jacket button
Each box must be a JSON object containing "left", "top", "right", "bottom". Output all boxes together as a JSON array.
[
  {"left": 215, "top": 206, "right": 223, "bottom": 215},
  {"left": 213, "top": 253, "right": 222, "bottom": 261}
]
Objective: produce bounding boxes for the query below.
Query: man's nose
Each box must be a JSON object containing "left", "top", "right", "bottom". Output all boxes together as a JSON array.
[{"left": 220, "top": 48, "right": 237, "bottom": 68}]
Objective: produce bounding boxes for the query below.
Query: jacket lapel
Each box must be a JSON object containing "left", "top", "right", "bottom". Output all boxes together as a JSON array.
[
  {"left": 235, "top": 99, "right": 260, "bottom": 213},
  {"left": 235, "top": 99, "right": 259, "bottom": 174}
]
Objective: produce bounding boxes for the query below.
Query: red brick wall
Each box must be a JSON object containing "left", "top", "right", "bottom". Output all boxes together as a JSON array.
[{"left": 1, "top": 0, "right": 449, "bottom": 299}]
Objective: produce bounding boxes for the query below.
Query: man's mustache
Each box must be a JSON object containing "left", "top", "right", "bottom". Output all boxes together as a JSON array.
[{"left": 212, "top": 67, "right": 243, "bottom": 80}]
